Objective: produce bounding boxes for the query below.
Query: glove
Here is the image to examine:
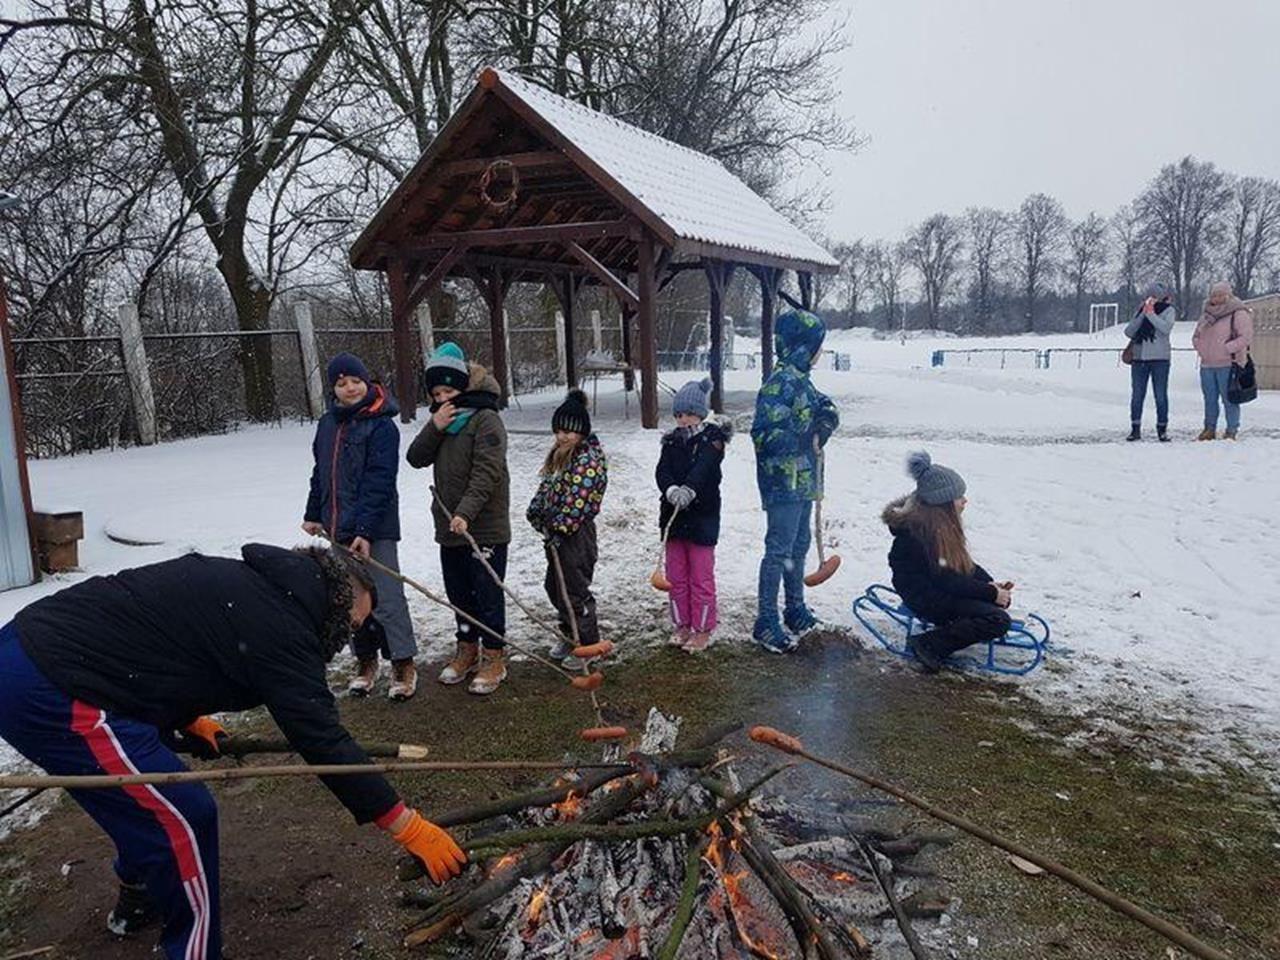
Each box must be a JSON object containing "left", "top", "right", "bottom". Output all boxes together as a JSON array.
[
  {"left": 178, "top": 716, "right": 228, "bottom": 760},
  {"left": 544, "top": 533, "right": 562, "bottom": 550},
  {"left": 813, "top": 408, "right": 838, "bottom": 444},
  {"left": 666, "top": 485, "right": 696, "bottom": 509},
  {"left": 392, "top": 810, "right": 468, "bottom": 885}
]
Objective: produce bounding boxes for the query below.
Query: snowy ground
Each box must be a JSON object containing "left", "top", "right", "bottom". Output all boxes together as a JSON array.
[{"left": 3, "top": 322, "right": 1279, "bottom": 787}]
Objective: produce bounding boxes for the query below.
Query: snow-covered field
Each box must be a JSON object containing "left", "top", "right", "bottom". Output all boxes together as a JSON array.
[{"left": 3, "top": 323, "right": 1279, "bottom": 785}]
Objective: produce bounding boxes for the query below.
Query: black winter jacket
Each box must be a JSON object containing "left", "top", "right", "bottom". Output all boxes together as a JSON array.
[
  {"left": 655, "top": 419, "right": 731, "bottom": 546},
  {"left": 15, "top": 544, "right": 399, "bottom": 823},
  {"left": 882, "top": 497, "right": 997, "bottom": 622}
]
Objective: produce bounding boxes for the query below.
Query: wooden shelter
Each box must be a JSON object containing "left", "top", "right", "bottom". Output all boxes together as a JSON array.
[
  {"left": 349, "top": 67, "right": 837, "bottom": 428},
  {"left": 1244, "top": 293, "right": 1279, "bottom": 390}
]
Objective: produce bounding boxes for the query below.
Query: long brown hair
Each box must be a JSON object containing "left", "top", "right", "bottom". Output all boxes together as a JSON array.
[
  {"left": 904, "top": 497, "right": 975, "bottom": 575},
  {"left": 540, "top": 436, "right": 580, "bottom": 476}
]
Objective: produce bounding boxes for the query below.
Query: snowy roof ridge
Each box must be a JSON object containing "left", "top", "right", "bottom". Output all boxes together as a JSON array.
[{"left": 490, "top": 69, "right": 837, "bottom": 270}]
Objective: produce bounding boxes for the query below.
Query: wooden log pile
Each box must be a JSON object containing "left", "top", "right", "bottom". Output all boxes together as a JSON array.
[{"left": 396, "top": 713, "right": 958, "bottom": 958}]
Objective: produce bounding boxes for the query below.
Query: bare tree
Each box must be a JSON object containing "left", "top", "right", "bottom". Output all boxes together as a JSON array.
[
  {"left": 3, "top": 0, "right": 374, "bottom": 420},
  {"left": 830, "top": 240, "right": 868, "bottom": 326},
  {"left": 1013, "top": 193, "right": 1067, "bottom": 332},
  {"left": 1135, "top": 156, "right": 1230, "bottom": 319},
  {"left": 908, "top": 214, "right": 963, "bottom": 329},
  {"left": 1224, "top": 175, "right": 1280, "bottom": 298},
  {"left": 963, "top": 207, "right": 1007, "bottom": 333},
  {"left": 1111, "top": 203, "right": 1141, "bottom": 318},
  {"left": 868, "top": 240, "right": 908, "bottom": 331},
  {"left": 1065, "top": 212, "right": 1110, "bottom": 332}
]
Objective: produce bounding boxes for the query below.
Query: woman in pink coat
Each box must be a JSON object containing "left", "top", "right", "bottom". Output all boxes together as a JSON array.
[{"left": 1192, "top": 281, "right": 1254, "bottom": 440}]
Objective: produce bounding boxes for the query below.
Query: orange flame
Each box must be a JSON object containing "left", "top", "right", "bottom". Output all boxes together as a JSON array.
[
  {"left": 525, "top": 886, "right": 549, "bottom": 924},
  {"left": 832, "top": 871, "right": 857, "bottom": 883},
  {"left": 552, "top": 789, "right": 583, "bottom": 820},
  {"left": 702, "top": 822, "right": 783, "bottom": 960},
  {"left": 489, "top": 852, "right": 520, "bottom": 876}
]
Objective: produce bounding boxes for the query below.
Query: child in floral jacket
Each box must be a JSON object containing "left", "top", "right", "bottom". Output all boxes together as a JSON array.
[{"left": 527, "top": 389, "right": 608, "bottom": 659}]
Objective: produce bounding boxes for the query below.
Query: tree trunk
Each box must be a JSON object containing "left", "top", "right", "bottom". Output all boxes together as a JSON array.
[{"left": 217, "top": 246, "right": 276, "bottom": 422}]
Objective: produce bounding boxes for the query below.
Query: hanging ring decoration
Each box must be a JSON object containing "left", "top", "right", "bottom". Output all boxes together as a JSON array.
[{"left": 479, "top": 159, "right": 520, "bottom": 212}]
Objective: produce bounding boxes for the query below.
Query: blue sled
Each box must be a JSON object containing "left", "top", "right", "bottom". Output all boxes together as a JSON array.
[{"left": 852, "top": 584, "right": 1050, "bottom": 676}]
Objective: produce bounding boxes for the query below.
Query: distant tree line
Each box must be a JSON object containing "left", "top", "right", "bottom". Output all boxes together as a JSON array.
[{"left": 824, "top": 158, "right": 1280, "bottom": 334}]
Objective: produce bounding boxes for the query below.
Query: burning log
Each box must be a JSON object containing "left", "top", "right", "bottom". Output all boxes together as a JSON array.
[
  {"left": 857, "top": 837, "right": 931, "bottom": 960},
  {"left": 655, "top": 836, "right": 709, "bottom": 960}
]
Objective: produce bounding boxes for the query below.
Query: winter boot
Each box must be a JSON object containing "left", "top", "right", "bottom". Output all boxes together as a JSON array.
[
  {"left": 1157, "top": 423, "right": 1170, "bottom": 443},
  {"left": 1224, "top": 428, "right": 1238, "bottom": 440},
  {"left": 753, "top": 622, "right": 798, "bottom": 655},
  {"left": 682, "top": 630, "right": 714, "bottom": 653},
  {"left": 669, "top": 627, "right": 691, "bottom": 648},
  {"left": 783, "top": 605, "right": 819, "bottom": 635},
  {"left": 388, "top": 659, "right": 418, "bottom": 701},
  {"left": 438, "top": 641, "right": 479, "bottom": 685},
  {"left": 469, "top": 648, "right": 507, "bottom": 695},
  {"left": 107, "top": 881, "right": 159, "bottom": 937},
  {"left": 1126, "top": 424, "right": 1141, "bottom": 442},
  {"left": 906, "top": 634, "right": 943, "bottom": 674},
  {"left": 1196, "top": 427, "right": 1216, "bottom": 441},
  {"left": 549, "top": 636, "right": 576, "bottom": 661},
  {"left": 347, "top": 658, "right": 378, "bottom": 696}
]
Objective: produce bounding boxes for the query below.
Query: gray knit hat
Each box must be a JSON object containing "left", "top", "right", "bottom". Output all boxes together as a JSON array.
[
  {"left": 907, "top": 451, "right": 966, "bottom": 506},
  {"left": 672, "top": 377, "right": 711, "bottom": 418},
  {"left": 1143, "top": 281, "right": 1171, "bottom": 300}
]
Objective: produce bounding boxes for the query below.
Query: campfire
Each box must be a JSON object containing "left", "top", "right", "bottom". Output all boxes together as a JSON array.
[{"left": 397, "top": 712, "right": 956, "bottom": 958}]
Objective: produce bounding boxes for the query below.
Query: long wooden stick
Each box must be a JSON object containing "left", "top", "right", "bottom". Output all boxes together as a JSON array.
[
  {"left": 198, "top": 735, "right": 429, "bottom": 760},
  {"left": 0, "top": 759, "right": 628, "bottom": 792},
  {"left": 749, "top": 727, "right": 1235, "bottom": 960},
  {"left": 858, "top": 836, "right": 930, "bottom": 960},
  {"left": 548, "top": 543, "right": 605, "bottom": 727},
  {"left": 656, "top": 836, "right": 708, "bottom": 960},
  {"left": 322, "top": 530, "right": 575, "bottom": 681}
]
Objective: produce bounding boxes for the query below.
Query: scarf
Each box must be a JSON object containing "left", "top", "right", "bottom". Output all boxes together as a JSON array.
[{"left": 431, "top": 388, "right": 500, "bottom": 435}]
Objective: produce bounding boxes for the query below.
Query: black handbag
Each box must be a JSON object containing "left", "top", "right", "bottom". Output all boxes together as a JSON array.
[{"left": 1226, "top": 313, "right": 1257, "bottom": 405}]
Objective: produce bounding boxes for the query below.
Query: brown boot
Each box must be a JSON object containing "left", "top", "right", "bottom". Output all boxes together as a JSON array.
[
  {"left": 1224, "top": 428, "right": 1238, "bottom": 440},
  {"left": 468, "top": 648, "right": 507, "bottom": 695},
  {"left": 388, "top": 659, "right": 418, "bottom": 701},
  {"left": 438, "top": 641, "right": 479, "bottom": 685},
  {"left": 1196, "top": 427, "right": 1216, "bottom": 441},
  {"left": 347, "top": 658, "right": 378, "bottom": 696}
]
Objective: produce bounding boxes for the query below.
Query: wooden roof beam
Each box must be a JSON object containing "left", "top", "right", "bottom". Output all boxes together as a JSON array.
[
  {"left": 435, "top": 150, "right": 568, "bottom": 179},
  {"left": 384, "top": 219, "right": 636, "bottom": 255},
  {"left": 566, "top": 241, "right": 639, "bottom": 311}
]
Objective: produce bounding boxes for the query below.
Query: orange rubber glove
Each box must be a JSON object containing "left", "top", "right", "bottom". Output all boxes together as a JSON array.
[
  {"left": 391, "top": 810, "right": 467, "bottom": 885},
  {"left": 181, "top": 716, "right": 228, "bottom": 758}
]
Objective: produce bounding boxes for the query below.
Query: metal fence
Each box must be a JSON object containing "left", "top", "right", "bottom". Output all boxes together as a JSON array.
[{"left": 930, "top": 346, "right": 1197, "bottom": 371}]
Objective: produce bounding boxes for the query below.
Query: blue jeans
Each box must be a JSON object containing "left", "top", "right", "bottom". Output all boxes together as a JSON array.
[
  {"left": 1200, "top": 366, "right": 1241, "bottom": 432},
  {"left": 1129, "top": 359, "right": 1170, "bottom": 426},
  {"left": 754, "top": 500, "right": 812, "bottom": 632}
]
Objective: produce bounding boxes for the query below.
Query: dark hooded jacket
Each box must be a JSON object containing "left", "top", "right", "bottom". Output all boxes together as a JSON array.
[
  {"left": 881, "top": 496, "right": 997, "bottom": 622},
  {"left": 751, "top": 310, "right": 839, "bottom": 506},
  {"left": 14, "top": 544, "right": 399, "bottom": 823},
  {"left": 406, "top": 363, "right": 511, "bottom": 547},
  {"left": 655, "top": 418, "right": 732, "bottom": 546},
  {"left": 304, "top": 381, "right": 401, "bottom": 542}
]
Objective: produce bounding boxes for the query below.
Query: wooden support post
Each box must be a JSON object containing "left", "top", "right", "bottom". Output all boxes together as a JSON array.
[
  {"left": 758, "top": 267, "right": 780, "bottom": 381},
  {"left": 637, "top": 236, "right": 660, "bottom": 428},
  {"left": 485, "top": 267, "right": 511, "bottom": 408},
  {"left": 116, "top": 304, "right": 157, "bottom": 445},
  {"left": 591, "top": 309, "right": 603, "bottom": 355},
  {"left": 620, "top": 291, "right": 636, "bottom": 392},
  {"left": 550, "top": 274, "right": 579, "bottom": 387},
  {"left": 799, "top": 270, "right": 814, "bottom": 310},
  {"left": 387, "top": 260, "right": 418, "bottom": 421},
  {"left": 415, "top": 301, "right": 435, "bottom": 363},
  {"left": 502, "top": 308, "right": 515, "bottom": 398},
  {"left": 703, "top": 259, "right": 727, "bottom": 415},
  {"left": 293, "top": 302, "right": 326, "bottom": 419}
]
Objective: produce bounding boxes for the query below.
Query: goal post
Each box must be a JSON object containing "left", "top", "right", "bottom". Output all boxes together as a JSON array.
[{"left": 1089, "top": 302, "right": 1120, "bottom": 335}]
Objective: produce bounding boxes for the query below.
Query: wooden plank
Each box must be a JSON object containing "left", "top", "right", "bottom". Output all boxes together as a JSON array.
[
  {"left": 435, "top": 150, "right": 569, "bottom": 179},
  {"left": 406, "top": 244, "right": 469, "bottom": 313},
  {"left": 387, "top": 260, "right": 419, "bottom": 422},
  {"left": 637, "top": 236, "right": 660, "bottom": 428},
  {"left": 567, "top": 241, "right": 640, "bottom": 311},
  {"left": 704, "top": 260, "right": 727, "bottom": 414},
  {"left": 387, "top": 219, "right": 635, "bottom": 255}
]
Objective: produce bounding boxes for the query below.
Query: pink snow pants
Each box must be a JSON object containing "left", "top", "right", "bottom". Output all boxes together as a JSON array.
[{"left": 666, "top": 539, "right": 718, "bottom": 633}]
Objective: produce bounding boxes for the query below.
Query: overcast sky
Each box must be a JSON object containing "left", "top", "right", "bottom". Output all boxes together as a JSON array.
[{"left": 819, "top": 0, "right": 1280, "bottom": 243}]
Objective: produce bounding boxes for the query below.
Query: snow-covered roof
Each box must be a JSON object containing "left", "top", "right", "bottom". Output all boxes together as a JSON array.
[{"left": 492, "top": 70, "right": 836, "bottom": 270}]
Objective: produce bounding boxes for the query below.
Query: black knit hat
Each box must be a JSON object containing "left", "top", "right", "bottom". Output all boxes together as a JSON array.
[{"left": 552, "top": 388, "right": 591, "bottom": 435}]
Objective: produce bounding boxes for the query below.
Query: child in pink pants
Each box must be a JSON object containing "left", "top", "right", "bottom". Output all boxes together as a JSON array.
[{"left": 655, "top": 378, "right": 731, "bottom": 652}]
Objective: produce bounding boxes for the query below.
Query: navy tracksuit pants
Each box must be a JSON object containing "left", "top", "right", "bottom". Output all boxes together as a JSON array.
[{"left": 0, "top": 622, "right": 221, "bottom": 960}]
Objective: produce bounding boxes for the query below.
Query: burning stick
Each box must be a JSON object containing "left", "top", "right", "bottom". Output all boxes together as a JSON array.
[
  {"left": 655, "top": 836, "right": 709, "bottom": 960},
  {"left": 856, "top": 837, "right": 930, "bottom": 960},
  {"left": 748, "top": 726, "right": 1236, "bottom": 960}
]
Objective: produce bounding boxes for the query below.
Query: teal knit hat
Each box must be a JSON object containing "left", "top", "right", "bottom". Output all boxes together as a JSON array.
[{"left": 425, "top": 341, "right": 469, "bottom": 392}]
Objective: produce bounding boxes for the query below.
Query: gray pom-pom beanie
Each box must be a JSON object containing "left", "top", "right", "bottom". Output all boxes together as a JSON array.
[
  {"left": 907, "top": 450, "right": 966, "bottom": 505},
  {"left": 672, "top": 376, "right": 712, "bottom": 418}
]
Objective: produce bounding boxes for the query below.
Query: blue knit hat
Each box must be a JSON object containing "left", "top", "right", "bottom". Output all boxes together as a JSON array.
[
  {"left": 673, "top": 377, "right": 711, "bottom": 418},
  {"left": 907, "top": 451, "right": 966, "bottom": 505},
  {"left": 424, "top": 341, "right": 470, "bottom": 392},
  {"left": 327, "top": 351, "right": 371, "bottom": 388}
]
